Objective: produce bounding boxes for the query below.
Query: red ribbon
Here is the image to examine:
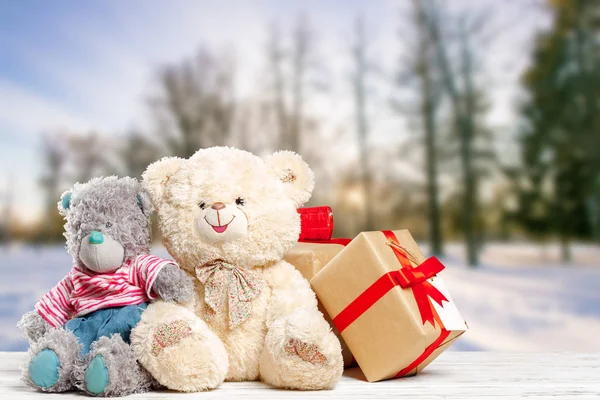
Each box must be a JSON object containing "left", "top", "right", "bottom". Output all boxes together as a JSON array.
[
  {"left": 394, "top": 329, "right": 451, "bottom": 377},
  {"left": 298, "top": 206, "right": 334, "bottom": 241},
  {"left": 299, "top": 238, "right": 352, "bottom": 246},
  {"left": 333, "top": 231, "right": 447, "bottom": 333},
  {"left": 382, "top": 230, "right": 448, "bottom": 326}
]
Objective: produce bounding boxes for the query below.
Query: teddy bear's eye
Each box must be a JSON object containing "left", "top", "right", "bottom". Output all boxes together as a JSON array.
[
  {"left": 235, "top": 197, "right": 246, "bottom": 206},
  {"left": 198, "top": 202, "right": 206, "bottom": 209},
  {"left": 105, "top": 221, "right": 112, "bottom": 228}
]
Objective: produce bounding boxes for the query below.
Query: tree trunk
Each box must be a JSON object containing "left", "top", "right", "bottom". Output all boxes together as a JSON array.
[
  {"left": 268, "top": 23, "right": 288, "bottom": 150},
  {"left": 415, "top": 1, "right": 443, "bottom": 256},
  {"left": 424, "top": 91, "right": 442, "bottom": 255},
  {"left": 560, "top": 233, "right": 572, "bottom": 264},
  {"left": 353, "top": 15, "right": 375, "bottom": 231},
  {"left": 461, "top": 124, "right": 478, "bottom": 267},
  {"left": 424, "top": 1, "right": 479, "bottom": 266},
  {"left": 290, "top": 16, "right": 308, "bottom": 153},
  {"left": 460, "top": 29, "right": 478, "bottom": 267}
]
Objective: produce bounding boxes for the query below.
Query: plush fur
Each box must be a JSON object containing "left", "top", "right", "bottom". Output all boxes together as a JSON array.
[
  {"left": 133, "top": 146, "right": 343, "bottom": 391},
  {"left": 18, "top": 176, "right": 192, "bottom": 397},
  {"left": 58, "top": 176, "right": 155, "bottom": 267},
  {"left": 18, "top": 310, "right": 50, "bottom": 343},
  {"left": 142, "top": 147, "right": 306, "bottom": 270},
  {"left": 131, "top": 301, "right": 229, "bottom": 392},
  {"left": 74, "top": 335, "right": 157, "bottom": 397},
  {"left": 153, "top": 264, "right": 195, "bottom": 303},
  {"left": 21, "top": 328, "right": 82, "bottom": 393}
]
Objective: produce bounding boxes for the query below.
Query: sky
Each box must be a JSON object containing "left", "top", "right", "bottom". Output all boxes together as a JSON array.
[{"left": 0, "top": 0, "right": 550, "bottom": 224}]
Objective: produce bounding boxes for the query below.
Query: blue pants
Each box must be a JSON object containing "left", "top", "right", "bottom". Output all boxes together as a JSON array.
[{"left": 64, "top": 303, "right": 148, "bottom": 354}]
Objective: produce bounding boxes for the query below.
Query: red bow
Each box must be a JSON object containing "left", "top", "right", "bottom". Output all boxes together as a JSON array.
[
  {"left": 332, "top": 231, "right": 449, "bottom": 333},
  {"left": 382, "top": 231, "right": 448, "bottom": 327}
]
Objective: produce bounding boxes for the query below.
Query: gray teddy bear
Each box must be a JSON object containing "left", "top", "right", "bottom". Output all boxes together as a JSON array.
[{"left": 17, "top": 176, "right": 194, "bottom": 397}]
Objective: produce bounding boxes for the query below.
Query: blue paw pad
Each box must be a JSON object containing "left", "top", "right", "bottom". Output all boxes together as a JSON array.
[
  {"left": 29, "top": 349, "right": 60, "bottom": 389},
  {"left": 85, "top": 355, "right": 109, "bottom": 395}
]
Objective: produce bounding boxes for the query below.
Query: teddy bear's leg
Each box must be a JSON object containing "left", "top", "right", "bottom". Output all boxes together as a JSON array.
[
  {"left": 131, "top": 301, "right": 229, "bottom": 392},
  {"left": 260, "top": 308, "right": 343, "bottom": 390},
  {"left": 22, "top": 328, "right": 82, "bottom": 392},
  {"left": 76, "top": 334, "right": 154, "bottom": 397}
]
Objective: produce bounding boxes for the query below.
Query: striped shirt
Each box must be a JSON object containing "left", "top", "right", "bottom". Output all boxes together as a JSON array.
[{"left": 36, "top": 254, "right": 175, "bottom": 328}]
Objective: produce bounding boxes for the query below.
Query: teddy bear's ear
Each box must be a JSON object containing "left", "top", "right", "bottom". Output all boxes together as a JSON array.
[
  {"left": 142, "top": 157, "right": 184, "bottom": 202},
  {"left": 57, "top": 190, "right": 73, "bottom": 217},
  {"left": 265, "top": 151, "right": 314, "bottom": 207},
  {"left": 136, "top": 191, "right": 154, "bottom": 217}
]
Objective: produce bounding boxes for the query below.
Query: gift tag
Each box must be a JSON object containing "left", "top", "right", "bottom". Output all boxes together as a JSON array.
[{"left": 428, "top": 276, "right": 467, "bottom": 331}]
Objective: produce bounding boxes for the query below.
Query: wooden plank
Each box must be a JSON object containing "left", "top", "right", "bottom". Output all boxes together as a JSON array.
[{"left": 1, "top": 352, "right": 599, "bottom": 399}]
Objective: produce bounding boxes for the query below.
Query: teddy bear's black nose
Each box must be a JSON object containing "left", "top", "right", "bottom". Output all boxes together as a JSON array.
[{"left": 211, "top": 202, "right": 226, "bottom": 210}]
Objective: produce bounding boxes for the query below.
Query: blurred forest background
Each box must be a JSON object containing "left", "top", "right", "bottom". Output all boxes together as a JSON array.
[
  {"left": 1, "top": 0, "right": 600, "bottom": 353},
  {"left": 1, "top": 0, "right": 600, "bottom": 268}
]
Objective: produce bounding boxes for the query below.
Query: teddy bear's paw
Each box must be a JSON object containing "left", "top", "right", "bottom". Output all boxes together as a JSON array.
[
  {"left": 260, "top": 308, "right": 343, "bottom": 390},
  {"left": 76, "top": 334, "right": 153, "bottom": 397},
  {"left": 18, "top": 310, "right": 52, "bottom": 343},
  {"left": 283, "top": 338, "right": 328, "bottom": 366},
  {"left": 151, "top": 319, "right": 193, "bottom": 356},
  {"left": 131, "top": 301, "right": 228, "bottom": 392},
  {"left": 22, "top": 328, "right": 81, "bottom": 393}
]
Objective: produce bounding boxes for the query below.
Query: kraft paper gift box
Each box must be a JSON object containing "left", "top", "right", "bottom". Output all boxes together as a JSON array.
[
  {"left": 284, "top": 240, "right": 350, "bottom": 281},
  {"left": 310, "top": 229, "right": 467, "bottom": 382},
  {"left": 284, "top": 240, "right": 356, "bottom": 367}
]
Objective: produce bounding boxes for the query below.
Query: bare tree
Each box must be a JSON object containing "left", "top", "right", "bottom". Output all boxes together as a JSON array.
[
  {"left": 352, "top": 15, "right": 376, "bottom": 231},
  {"left": 267, "top": 22, "right": 289, "bottom": 149},
  {"left": 423, "top": 0, "right": 494, "bottom": 266},
  {"left": 38, "top": 129, "right": 144, "bottom": 241},
  {"left": 69, "top": 132, "right": 115, "bottom": 182},
  {"left": 285, "top": 14, "right": 328, "bottom": 154},
  {"left": 262, "top": 15, "right": 328, "bottom": 185},
  {"left": 288, "top": 15, "right": 311, "bottom": 153},
  {"left": 391, "top": 2, "right": 445, "bottom": 254},
  {"left": 121, "top": 131, "right": 161, "bottom": 179},
  {"left": 0, "top": 174, "right": 14, "bottom": 243},
  {"left": 39, "top": 131, "right": 69, "bottom": 240},
  {"left": 149, "top": 48, "right": 236, "bottom": 158},
  {"left": 413, "top": 0, "right": 445, "bottom": 256},
  {"left": 40, "top": 132, "right": 68, "bottom": 204}
]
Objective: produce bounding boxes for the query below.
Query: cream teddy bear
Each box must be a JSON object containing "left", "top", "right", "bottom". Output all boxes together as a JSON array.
[{"left": 130, "top": 146, "right": 343, "bottom": 391}]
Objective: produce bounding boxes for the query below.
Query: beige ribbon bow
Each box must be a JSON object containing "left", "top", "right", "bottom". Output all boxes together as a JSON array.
[{"left": 195, "top": 260, "right": 264, "bottom": 329}]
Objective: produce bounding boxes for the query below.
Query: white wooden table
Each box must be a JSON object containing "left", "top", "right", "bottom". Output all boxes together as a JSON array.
[{"left": 1, "top": 352, "right": 598, "bottom": 399}]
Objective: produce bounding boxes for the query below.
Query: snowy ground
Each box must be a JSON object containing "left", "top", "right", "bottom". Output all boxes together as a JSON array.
[
  {"left": 439, "top": 243, "right": 600, "bottom": 352},
  {"left": 0, "top": 242, "right": 599, "bottom": 352}
]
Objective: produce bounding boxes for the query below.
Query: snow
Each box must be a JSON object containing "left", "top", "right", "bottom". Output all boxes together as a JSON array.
[
  {"left": 0, "top": 243, "right": 598, "bottom": 352},
  {"left": 438, "top": 243, "right": 600, "bottom": 352}
]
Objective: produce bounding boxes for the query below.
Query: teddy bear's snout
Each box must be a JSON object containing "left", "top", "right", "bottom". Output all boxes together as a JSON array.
[
  {"left": 79, "top": 231, "right": 125, "bottom": 273},
  {"left": 196, "top": 203, "right": 248, "bottom": 242}
]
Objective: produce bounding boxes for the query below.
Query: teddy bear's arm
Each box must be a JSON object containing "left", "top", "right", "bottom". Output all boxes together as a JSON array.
[
  {"left": 152, "top": 263, "right": 194, "bottom": 303},
  {"left": 133, "top": 254, "right": 193, "bottom": 303},
  {"left": 264, "top": 260, "right": 319, "bottom": 326},
  {"left": 19, "top": 275, "right": 75, "bottom": 341},
  {"left": 17, "top": 310, "right": 52, "bottom": 342},
  {"left": 33, "top": 276, "right": 75, "bottom": 328}
]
